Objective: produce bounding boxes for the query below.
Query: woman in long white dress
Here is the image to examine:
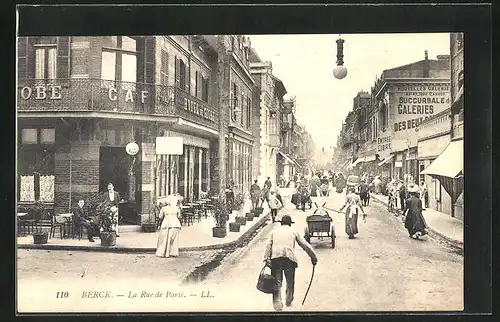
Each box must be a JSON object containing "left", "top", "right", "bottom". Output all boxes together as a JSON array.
[{"left": 155, "top": 198, "right": 182, "bottom": 258}]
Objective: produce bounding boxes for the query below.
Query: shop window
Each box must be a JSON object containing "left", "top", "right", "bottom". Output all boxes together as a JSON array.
[
  {"left": 18, "top": 145, "right": 55, "bottom": 202},
  {"left": 101, "top": 36, "right": 137, "bottom": 89},
  {"left": 21, "top": 129, "right": 38, "bottom": 144},
  {"left": 40, "top": 129, "right": 56, "bottom": 144}
]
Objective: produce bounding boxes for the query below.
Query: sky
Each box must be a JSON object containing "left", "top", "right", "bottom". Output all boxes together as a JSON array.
[{"left": 248, "top": 33, "right": 450, "bottom": 149}]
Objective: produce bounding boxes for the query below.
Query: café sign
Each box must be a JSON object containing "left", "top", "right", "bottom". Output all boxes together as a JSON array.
[{"left": 19, "top": 84, "right": 217, "bottom": 124}]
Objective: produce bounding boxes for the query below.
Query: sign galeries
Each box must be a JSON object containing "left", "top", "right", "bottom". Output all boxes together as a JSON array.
[
  {"left": 393, "top": 83, "right": 451, "bottom": 133},
  {"left": 19, "top": 84, "right": 216, "bottom": 123}
]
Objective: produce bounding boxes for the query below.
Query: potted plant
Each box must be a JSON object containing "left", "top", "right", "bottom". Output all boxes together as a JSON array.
[
  {"left": 246, "top": 211, "right": 255, "bottom": 222},
  {"left": 229, "top": 221, "right": 241, "bottom": 232},
  {"left": 142, "top": 203, "right": 159, "bottom": 233},
  {"left": 98, "top": 205, "right": 118, "bottom": 247},
  {"left": 29, "top": 200, "right": 48, "bottom": 244},
  {"left": 233, "top": 194, "right": 247, "bottom": 226},
  {"left": 212, "top": 191, "right": 229, "bottom": 238},
  {"left": 87, "top": 192, "right": 118, "bottom": 246}
]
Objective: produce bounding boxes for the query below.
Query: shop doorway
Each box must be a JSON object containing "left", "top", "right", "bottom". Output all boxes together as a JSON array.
[
  {"left": 99, "top": 147, "right": 130, "bottom": 198},
  {"left": 100, "top": 147, "right": 140, "bottom": 225}
]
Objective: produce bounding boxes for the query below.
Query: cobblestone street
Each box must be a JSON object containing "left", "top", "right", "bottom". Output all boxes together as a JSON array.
[{"left": 198, "top": 191, "right": 464, "bottom": 312}]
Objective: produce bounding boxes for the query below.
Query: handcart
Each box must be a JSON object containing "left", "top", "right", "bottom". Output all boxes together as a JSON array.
[
  {"left": 319, "top": 183, "right": 329, "bottom": 196},
  {"left": 304, "top": 203, "right": 336, "bottom": 248}
]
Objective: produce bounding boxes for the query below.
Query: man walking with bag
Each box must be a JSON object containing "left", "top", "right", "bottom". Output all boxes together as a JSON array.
[{"left": 263, "top": 215, "right": 318, "bottom": 311}]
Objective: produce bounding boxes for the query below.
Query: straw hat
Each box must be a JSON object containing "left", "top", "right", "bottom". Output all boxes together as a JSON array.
[{"left": 407, "top": 184, "right": 419, "bottom": 193}]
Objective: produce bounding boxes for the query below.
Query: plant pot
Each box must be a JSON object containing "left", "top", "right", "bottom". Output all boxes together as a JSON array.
[
  {"left": 229, "top": 222, "right": 241, "bottom": 232},
  {"left": 246, "top": 212, "right": 255, "bottom": 221},
  {"left": 255, "top": 207, "right": 264, "bottom": 215},
  {"left": 141, "top": 223, "right": 157, "bottom": 233},
  {"left": 252, "top": 209, "right": 261, "bottom": 217},
  {"left": 235, "top": 217, "right": 247, "bottom": 226},
  {"left": 212, "top": 227, "right": 227, "bottom": 238},
  {"left": 100, "top": 231, "right": 117, "bottom": 247},
  {"left": 33, "top": 232, "right": 48, "bottom": 244}
]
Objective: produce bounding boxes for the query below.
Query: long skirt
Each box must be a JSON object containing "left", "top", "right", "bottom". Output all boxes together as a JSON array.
[
  {"left": 156, "top": 227, "right": 180, "bottom": 258},
  {"left": 404, "top": 211, "right": 427, "bottom": 237},
  {"left": 345, "top": 208, "right": 359, "bottom": 236}
]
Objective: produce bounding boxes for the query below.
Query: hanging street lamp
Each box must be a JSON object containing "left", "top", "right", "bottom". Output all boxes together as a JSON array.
[{"left": 333, "top": 36, "right": 347, "bottom": 80}]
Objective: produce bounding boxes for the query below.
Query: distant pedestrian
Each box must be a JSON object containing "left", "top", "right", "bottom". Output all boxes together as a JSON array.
[
  {"left": 265, "top": 177, "right": 272, "bottom": 189},
  {"left": 419, "top": 180, "right": 428, "bottom": 209},
  {"left": 404, "top": 184, "right": 428, "bottom": 239},
  {"left": 250, "top": 180, "right": 261, "bottom": 209},
  {"left": 268, "top": 191, "right": 282, "bottom": 223},
  {"left": 156, "top": 197, "right": 182, "bottom": 258},
  {"left": 399, "top": 184, "right": 406, "bottom": 211},
  {"left": 339, "top": 187, "right": 365, "bottom": 239},
  {"left": 263, "top": 215, "right": 318, "bottom": 311}
]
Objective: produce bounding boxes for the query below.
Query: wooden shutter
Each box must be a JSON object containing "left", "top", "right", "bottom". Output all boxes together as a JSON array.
[
  {"left": 160, "top": 49, "right": 168, "bottom": 85},
  {"left": 17, "top": 37, "right": 28, "bottom": 79},
  {"left": 198, "top": 72, "right": 203, "bottom": 98},
  {"left": 184, "top": 60, "right": 190, "bottom": 93},
  {"left": 144, "top": 37, "right": 155, "bottom": 84},
  {"left": 174, "top": 56, "right": 180, "bottom": 88},
  {"left": 57, "top": 36, "right": 71, "bottom": 79}
]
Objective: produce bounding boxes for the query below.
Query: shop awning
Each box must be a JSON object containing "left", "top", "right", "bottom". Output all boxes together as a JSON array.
[
  {"left": 378, "top": 154, "right": 394, "bottom": 166},
  {"left": 364, "top": 154, "right": 377, "bottom": 162},
  {"left": 420, "top": 140, "right": 463, "bottom": 178},
  {"left": 278, "top": 151, "right": 302, "bottom": 168},
  {"left": 352, "top": 157, "right": 364, "bottom": 167}
]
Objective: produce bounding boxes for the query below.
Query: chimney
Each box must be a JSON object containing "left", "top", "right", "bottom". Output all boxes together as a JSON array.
[{"left": 423, "top": 50, "right": 430, "bottom": 78}]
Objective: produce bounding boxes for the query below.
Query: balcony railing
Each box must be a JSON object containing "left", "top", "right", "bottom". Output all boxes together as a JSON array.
[{"left": 17, "top": 78, "right": 219, "bottom": 131}]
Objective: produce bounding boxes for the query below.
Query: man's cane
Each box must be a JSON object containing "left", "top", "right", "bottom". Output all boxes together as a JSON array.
[{"left": 302, "top": 264, "right": 315, "bottom": 305}]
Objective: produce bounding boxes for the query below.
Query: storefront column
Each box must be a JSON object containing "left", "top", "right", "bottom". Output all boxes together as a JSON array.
[
  {"left": 206, "top": 149, "right": 211, "bottom": 192},
  {"left": 54, "top": 141, "right": 100, "bottom": 215},
  {"left": 138, "top": 142, "right": 154, "bottom": 224},
  {"left": 183, "top": 147, "right": 188, "bottom": 199},
  {"left": 188, "top": 146, "right": 195, "bottom": 201},
  {"left": 198, "top": 149, "right": 203, "bottom": 198}
]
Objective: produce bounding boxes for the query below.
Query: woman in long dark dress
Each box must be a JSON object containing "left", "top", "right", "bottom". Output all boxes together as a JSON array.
[
  {"left": 339, "top": 187, "right": 365, "bottom": 239},
  {"left": 404, "top": 184, "right": 428, "bottom": 239}
]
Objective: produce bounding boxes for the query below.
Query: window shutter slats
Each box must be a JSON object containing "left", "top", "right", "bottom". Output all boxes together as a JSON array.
[
  {"left": 145, "top": 37, "right": 155, "bottom": 84},
  {"left": 175, "top": 56, "right": 180, "bottom": 88},
  {"left": 57, "top": 36, "right": 71, "bottom": 79},
  {"left": 17, "top": 38, "right": 28, "bottom": 79}
]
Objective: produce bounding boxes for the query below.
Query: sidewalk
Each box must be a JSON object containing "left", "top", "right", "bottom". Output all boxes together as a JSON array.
[
  {"left": 370, "top": 193, "right": 463, "bottom": 248},
  {"left": 17, "top": 198, "right": 271, "bottom": 253}
]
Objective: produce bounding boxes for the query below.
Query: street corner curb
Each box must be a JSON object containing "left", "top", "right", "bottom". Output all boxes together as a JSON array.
[
  {"left": 17, "top": 243, "right": 156, "bottom": 253},
  {"left": 17, "top": 211, "right": 272, "bottom": 254},
  {"left": 427, "top": 227, "right": 464, "bottom": 251}
]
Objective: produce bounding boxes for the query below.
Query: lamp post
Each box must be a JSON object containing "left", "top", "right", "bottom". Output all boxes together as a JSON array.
[{"left": 333, "top": 35, "right": 347, "bottom": 80}]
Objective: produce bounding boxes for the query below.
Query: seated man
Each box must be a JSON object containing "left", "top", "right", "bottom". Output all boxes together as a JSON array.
[{"left": 72, "top": 199, "right": 99, "bottom": 242}]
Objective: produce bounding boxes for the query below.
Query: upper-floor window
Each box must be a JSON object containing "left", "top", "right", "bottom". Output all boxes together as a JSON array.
[
  {"left": 101, "top": 36, "right": 137, "bottom": 88},
  {"left": 456, "top": 33, "right": 464, "bottom": 51},
  {"left": 178, "top": 60, "right": 186, "bottom": 90},
  {"left": 201, "top": 76, "right": 209, "bottom": 103},
  {"left": 246, "top": 97, "right": 251, "bottom": 128},
  {"left": 35, "top": 37, "right": 57, "bottom": 80},
  {"left": 231, "top": 82, "right": 238, "bottom": 121}
]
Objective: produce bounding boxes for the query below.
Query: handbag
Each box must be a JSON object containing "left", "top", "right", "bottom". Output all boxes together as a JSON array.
[{"left": 256, "top": 263, "right": 278, "bottom": 294}]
